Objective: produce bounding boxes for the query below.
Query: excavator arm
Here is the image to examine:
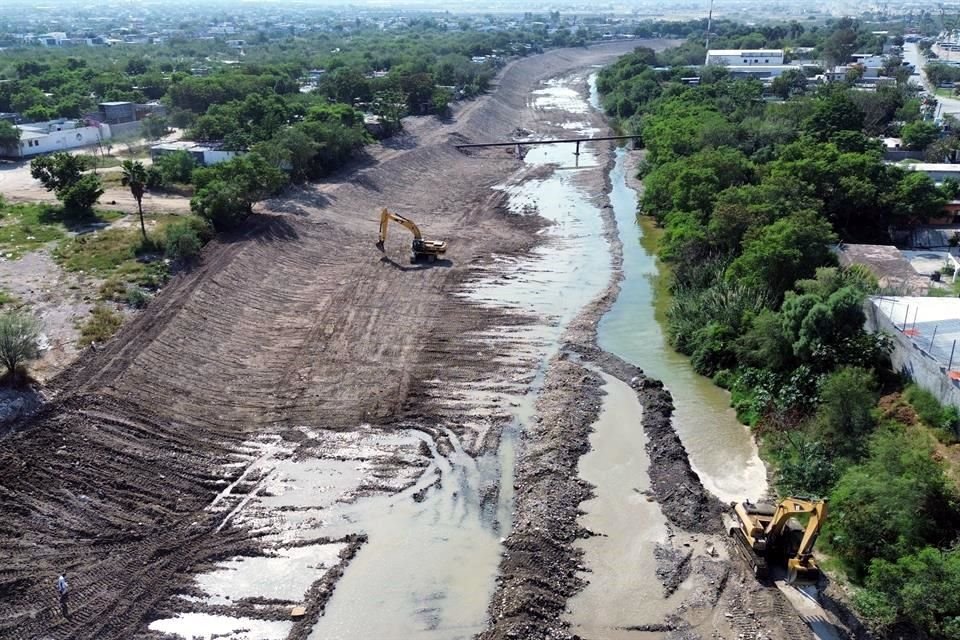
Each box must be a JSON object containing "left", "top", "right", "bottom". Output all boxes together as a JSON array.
[
  {"left": 375, "top": 207, "right": 447, "bottom": 262},
  {"left": 731, "top": 496, "right": 826, "bottom": 584},
  {"left": 766, "top": 497, "right": 827, "bottom": 583},
  {"left": 377, "top": 208, "right": 423, "bottom": 251}
]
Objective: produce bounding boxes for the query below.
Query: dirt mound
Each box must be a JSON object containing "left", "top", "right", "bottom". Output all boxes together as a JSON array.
[
  {"left": 583, "top": 347, "right": 725, "bottom": 534},
  {"left": 477, "top": 356, "right": 600, "bottom": 640}
]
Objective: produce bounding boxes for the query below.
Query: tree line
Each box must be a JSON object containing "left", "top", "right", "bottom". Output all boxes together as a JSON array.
[{"left": 599, "top": 32, "right": 960, "bottom": 639}]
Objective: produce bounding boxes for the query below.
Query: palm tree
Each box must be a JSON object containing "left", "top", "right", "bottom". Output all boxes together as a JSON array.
[{"left": 121, "top": 160, "right": 148, "bottom": 242}]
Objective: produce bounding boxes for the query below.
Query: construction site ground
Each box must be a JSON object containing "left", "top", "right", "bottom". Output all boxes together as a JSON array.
[{"left": 1, "top": 42, "right": 860, "bottom": 640}]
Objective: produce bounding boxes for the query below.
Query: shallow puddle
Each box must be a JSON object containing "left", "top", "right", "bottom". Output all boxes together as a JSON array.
[
  {"left": 148, "top": 613, "right": 293, "bottom": 640},
  {"left": 194, "top": 543, "right": 345, "bottom": 605},
  {"left": 533, "top": 77, "right": 592, "bottom": 114}
]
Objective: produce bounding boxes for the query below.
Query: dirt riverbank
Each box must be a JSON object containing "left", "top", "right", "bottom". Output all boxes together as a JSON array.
[{"left": 0, "top": 41, "right": 669, "bottom": 640}]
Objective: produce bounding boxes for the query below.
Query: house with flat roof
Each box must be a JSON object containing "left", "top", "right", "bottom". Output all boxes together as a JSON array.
[
  {"left": 835, "top": 243, "right": 929, "bottom": 295},
  {"left": 150, "top": 141, "right": 237, "bottom": 166},
  {"left": 1, "top": 119, "right": 110, "bottom": 158},
  {"left": 903, "top": 163, "right": 960, "bottom": 183},
  {"left": 705, "top": 49, "right": 785, "bottom": 66}
]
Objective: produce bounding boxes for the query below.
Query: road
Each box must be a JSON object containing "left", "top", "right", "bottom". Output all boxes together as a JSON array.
[{"left": 904, "top": 42, "right": 960, "bottom": 117}]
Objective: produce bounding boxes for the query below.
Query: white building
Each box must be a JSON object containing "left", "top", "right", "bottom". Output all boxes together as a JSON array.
[
  {"left": 705, "top": 49, "right": 785, "bottom": 66},
  {"left": 902, "top": 162, "right": 960, "bottom": 183},
  {"left": 150, "top": 141, "right": 237, "bottom": 166},
  {"left": 4, "top": 119, "right": 111, "bottom": 158},
  {"left": 724, "top": 65, "right": 807, "bottom": 80}
]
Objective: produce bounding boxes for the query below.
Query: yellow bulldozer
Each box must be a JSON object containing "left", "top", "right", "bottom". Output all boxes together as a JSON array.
[
  {"left": 375, "top": 208, "right": 447, "bottom": 263},
  {"left": 730, "top": 497, "right": 826, "bottom": 585}
]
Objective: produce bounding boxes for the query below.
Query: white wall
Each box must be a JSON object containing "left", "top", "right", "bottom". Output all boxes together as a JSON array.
[
  {"left": 707, "top": 51, "right": 785, "bottom": 66},
  {"left": 202, "top": 149, "right": 238, "bottom": 165},
  {"left": 17, "top": 125, "right": 108, "bottom": 157}
]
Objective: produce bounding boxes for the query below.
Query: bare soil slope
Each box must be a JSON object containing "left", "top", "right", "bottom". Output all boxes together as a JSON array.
[{"left": 0, "top": 41, "right": 652, "bottom": 640}]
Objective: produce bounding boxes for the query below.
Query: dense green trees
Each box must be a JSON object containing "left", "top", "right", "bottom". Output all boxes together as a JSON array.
[
  {"left": 191, "top": 153, "right": 285, "bottom": 229},
  {"left": 0, "top": 120, "right": 20, "bottom": 154},
  {"left": 601, "top": 33, "right": 960, "bottom": 638},
  {"left": 901, "top": 120, "right": 940, "bottom": 150},
  {"left": 727, "top": 213, "right": 838, "bottom": 300},
  {"left": 826, "top": 427, "right": 957, "bottom": 578},
  {"left": 30, "top": 153, "right": 103, "bottom": 215},
  {"left": 860, "top": 547, "right": 960, "bottom": 635},
  {"left": 154, "top": 150, "right": 196, "bottom": 184}
]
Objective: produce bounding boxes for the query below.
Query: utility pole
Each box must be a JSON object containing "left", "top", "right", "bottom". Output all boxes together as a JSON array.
[{"left": 705, "top": 0, "right": 715, "bottom": 62}]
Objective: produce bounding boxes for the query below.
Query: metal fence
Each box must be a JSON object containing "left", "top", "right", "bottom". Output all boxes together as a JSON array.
[{"left": 872, "top": 296, "right": 960, "bottom": 382}]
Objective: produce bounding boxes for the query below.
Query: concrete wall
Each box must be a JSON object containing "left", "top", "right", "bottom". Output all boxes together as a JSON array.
[
  {"left": 201, "top": 149, "right": 237, "bottom": 165},
  {"left": 17, "top": 125, "right": 105, "bottom": 157},
  {"left": 108, "top": 120, "right": 143, "bottom": 140},
  {"left": 865, "top": 300, "right": 960, "bottom": 408},
  {"left": 706, "top": 51, "right": 784, "bottom": 65}
]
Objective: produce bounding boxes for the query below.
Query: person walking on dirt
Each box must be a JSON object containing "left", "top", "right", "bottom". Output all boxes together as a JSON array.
[{"left": 56, "top": 574, "right": 69, "bottom": 617}]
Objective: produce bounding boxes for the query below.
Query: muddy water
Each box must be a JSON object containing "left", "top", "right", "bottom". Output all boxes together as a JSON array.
[
  {"left": 307, "top": 81, "right": 614, "bottom": 639},
  {"left": 307, "top": 429, "right": 506, "bottom": 639},
  {"left": 567, "top": 373, "right": 685, "bottom": 639},
  {"left": 597, "top": 147, "right": 767, "bottom": 503}
]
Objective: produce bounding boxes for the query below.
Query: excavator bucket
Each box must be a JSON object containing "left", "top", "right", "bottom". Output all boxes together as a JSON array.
[
  {"left": 786, "top": 559, "right": 820, "bottom": 585},
  {"left": 375, "top": 240, "right": 385, "bottom": 252}
]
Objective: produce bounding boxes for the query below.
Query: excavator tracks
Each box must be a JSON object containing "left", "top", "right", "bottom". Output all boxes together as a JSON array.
[{"left": 729, "top": 526, "right": 769, "bottom": 581}]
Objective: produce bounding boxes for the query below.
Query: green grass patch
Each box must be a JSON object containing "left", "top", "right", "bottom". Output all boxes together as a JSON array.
[
  {"left": 54, "top": 226, "right": 170, "bottom": 301},
  {"left": 0, "top": 201, "right": 125, "bottom": 260},
  {"left": 77, "top": 304, "right": 124, "bottom": 346},
  {"left": 904, "top": 383, "right": 960, "bottom": 444},
  {"left": 0, "top": 290, "right": 19, "bottom": 307},
  {"left": 0, "top": 203, "right": 67, "bottom": 259},
  {"left": 99, "top": 172, "right": 125, "bottom": 189}
]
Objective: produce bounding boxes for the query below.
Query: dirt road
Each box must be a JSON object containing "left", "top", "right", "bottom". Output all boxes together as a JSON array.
[
  {"left": 0, "top": 158, "right": 191, "bottom": 214},
  {"left": 0, "top": 41, "right": 660, "bottom": 639}
]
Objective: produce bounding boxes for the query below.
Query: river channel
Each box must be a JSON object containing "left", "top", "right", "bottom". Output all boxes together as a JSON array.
[
  {"left": 151, "top": 68, "right": 765, "bottom": 640},
  {"left": 597, "top": 146, "right": 767, "bottom": 503}
]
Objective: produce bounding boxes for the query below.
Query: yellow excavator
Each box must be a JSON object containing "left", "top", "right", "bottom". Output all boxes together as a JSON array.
[
  {"left": 730, "top": 497, "right": 826, "bottom": 585},
  {"left": 375, "top": 208, "right": 447, "bottom": 263}
]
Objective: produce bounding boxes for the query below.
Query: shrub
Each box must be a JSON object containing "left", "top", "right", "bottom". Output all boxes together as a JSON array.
[
  {"left": 164, "top": 217, "right": 213, "bottom": 260},
  {"left": 776, "top": 438, "right": 839, "bottom": 496},
  {"left": 813, "top": 367, "right": 879, "bottom": 458},
  {"left": 78, "top": 305, "right": 123, "bottom": 346},
  {"left": 905, "top": 384, "right": 960, "bottom": 439},
  {"left": 0, "top": 311, "right": 40, "bottom": 384},
  {"left": 154, "top": 150, "right": 196, "bottom": 184},
  {"left": 190, "top": 180, "right": 248, "bottom": 230},
  {"left": 125, "top": 286, "right": 150, "bottom": 309},
  {"left": 859, "top": 546, "right": 960, "bottom": 637},
  {"left": 825, "top": 426, "right": 957, "bottom": 579},
  {"left": 60, "top": 174, "right": 104, "bottom": 215},
  {"left": 690, "top": 322, "right": 737, "bottom": 376},
  {"left": 713, "top": 369, "right": 735, "bottom": 389}
]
